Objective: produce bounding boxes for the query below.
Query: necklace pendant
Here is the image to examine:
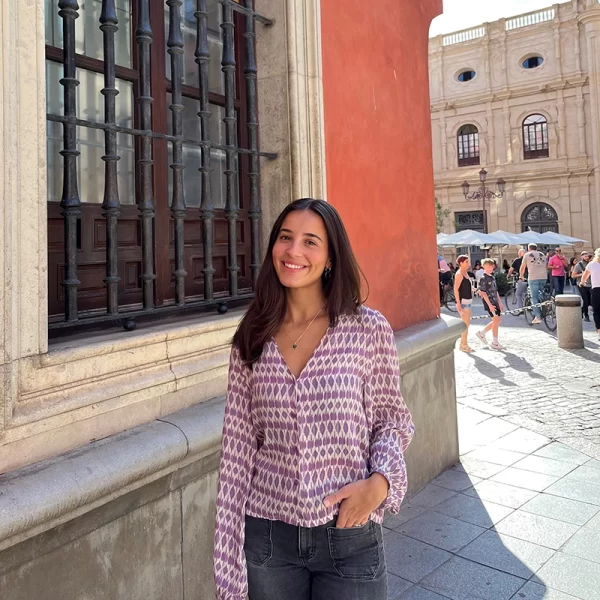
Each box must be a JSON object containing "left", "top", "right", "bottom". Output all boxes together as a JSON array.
[{"left": 292, "top": 343, "right": 298, "bottom": 349}]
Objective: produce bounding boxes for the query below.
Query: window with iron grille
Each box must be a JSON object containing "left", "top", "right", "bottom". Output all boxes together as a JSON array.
[
  {"left": 457, "top": 124, "right": 480, "bottom": 167},
  {"left": 454, "top": 210, "right": 484, "bottom": 263},
  {"left": 521, "top": 202, "right": 558, "bottom": 234},
  {"left": 522, "top": 114, "right": 549, "bottom": 160},
  {"left": 45, "top": 0, "right": 274, "bottom": 333}
]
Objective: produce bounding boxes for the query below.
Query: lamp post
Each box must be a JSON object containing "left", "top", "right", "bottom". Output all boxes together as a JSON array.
[{"left": 461, "top": 169, "right": 506, "bottom": 233}]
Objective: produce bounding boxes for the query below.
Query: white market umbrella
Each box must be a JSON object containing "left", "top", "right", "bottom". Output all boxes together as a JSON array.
[
  {"left": 440, "top": 229, "right": 509, "bottom": 247},
  {"left": 514, "top": 231, "right": 549, "bottom": 245},
  {"left": 540, "top": 231, "right": 587, "bottom": 246},
  {"left": 488, "top": 230, "right": 526, "bottom": 246},
  {"left": 437, "top": 233, "right": 451, "bottom": 246}
]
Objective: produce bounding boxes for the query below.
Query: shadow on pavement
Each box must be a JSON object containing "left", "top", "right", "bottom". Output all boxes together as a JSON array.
[
  {"left": 464, "top": 353, "right": 518, "bottom": 387},
  {"left": 565, "top": 348, "right": 600, "bottom": 364},
  {"left": 384, "top": 469, "right": 544, "bottom": 600},
  {"left": 501, "top": 352, "right": 546, "bottom": 380}
]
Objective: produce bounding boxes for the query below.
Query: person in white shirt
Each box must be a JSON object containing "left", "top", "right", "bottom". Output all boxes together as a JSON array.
[
  {"left": 520, "top": 243, "right": 548, "bottom": 325},
  {"left": 580, "top": 248, "right": 600, "bottom": 339}
]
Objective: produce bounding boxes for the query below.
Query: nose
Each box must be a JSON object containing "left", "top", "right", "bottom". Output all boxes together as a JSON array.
[{"left": 286, "top": 239, "right": 304, "bottom": 258}]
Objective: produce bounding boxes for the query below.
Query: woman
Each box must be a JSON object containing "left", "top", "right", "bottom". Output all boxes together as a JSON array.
[
  {"left": 581, "top": 248, "right": 600, "bottom": 340},
  {"left": 213, "top": 199, "right": 414, "bottom": 600},
  {"left": 568, "top": 257, "right": 578, "bottom": 288},
  {"left": 502, "top": 259, "right": 510, "bottom": 274},
  {"left": 454, "top": 255, "right": 474, "bottom": 352}
]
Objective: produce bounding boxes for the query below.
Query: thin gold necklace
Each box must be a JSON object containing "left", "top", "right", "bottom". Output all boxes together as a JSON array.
[{"left": 284, "top": 308, "right": 324, "bottom": 349}]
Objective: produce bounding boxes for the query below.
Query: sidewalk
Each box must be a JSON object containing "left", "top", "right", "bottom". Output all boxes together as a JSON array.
[{"left": 383, "top": 309, "right": 600, "bottom": 600}]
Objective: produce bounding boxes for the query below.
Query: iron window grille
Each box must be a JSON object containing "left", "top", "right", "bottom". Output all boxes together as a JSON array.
[
  {"left": 457, "top": 124, "right": 480, "bottom": 167},
  {"left": 455, "top": 211, "right": 484, "bottom": 259},
  {"left": 523, "top": 114, "right": 549, "bottom": 160},
  {"left": 45, "top": 0, "right": 275, "bottom": 333},
  {"left": 521, "top": 202, "right": 558, "bottom": 234}
]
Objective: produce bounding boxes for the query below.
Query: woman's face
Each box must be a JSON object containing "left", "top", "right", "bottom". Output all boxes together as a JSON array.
[
  {"left": 461, "top": 259, "right": 470, "bottom": 270},
  {"left": 272, "top": 210, "right": 330, "bottom": 290}
]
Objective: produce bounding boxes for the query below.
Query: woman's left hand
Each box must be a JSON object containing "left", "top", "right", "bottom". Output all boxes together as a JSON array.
[{"left": 322, "top": 473, "right": 390, "bottom": 528}]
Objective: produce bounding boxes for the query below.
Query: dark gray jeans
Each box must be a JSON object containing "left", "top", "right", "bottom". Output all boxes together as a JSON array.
[{"left": 244, "top": 514, "right": 387, "bottom": 600}]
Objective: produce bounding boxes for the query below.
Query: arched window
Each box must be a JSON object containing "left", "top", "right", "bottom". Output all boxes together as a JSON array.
[
  {"left": 523, "top": 114, "right": 549, "bottom": 160},
  {"left": 457, "top": 124, "right": 480, "bottom": 167},
  {"left": 521, "top": 203, "right": 558, "bottom": 233}
]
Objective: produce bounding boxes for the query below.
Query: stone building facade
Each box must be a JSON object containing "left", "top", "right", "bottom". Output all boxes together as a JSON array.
[
  {"left": 430, "top": 0, "right": 600, "bottom": 257},
  {"left": 0, "top": 1, "right": 462, "bottom": 598}
]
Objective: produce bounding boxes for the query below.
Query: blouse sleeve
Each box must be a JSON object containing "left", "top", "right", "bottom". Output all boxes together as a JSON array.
[
  {"left": 213, "top": 345, "right": 258, "bottom": 600},
  {"left": 365, "top": 315, "right": 415, "bottom": 514}
]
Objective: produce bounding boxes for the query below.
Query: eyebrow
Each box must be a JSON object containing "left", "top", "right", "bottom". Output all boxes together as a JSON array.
[{"left": 279, "top": 228, "right": 324, "bottom": 243}]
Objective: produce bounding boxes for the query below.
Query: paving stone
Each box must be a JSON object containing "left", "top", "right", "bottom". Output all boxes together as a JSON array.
[
  {"left": 561, "top": 527, "right": 600, "bottom": 564},
  {"left": 492, "top": 429, "right": 552, "bottom": 454},
  {"left": 457, "top": 405, "right": 491, "bottom": 427},
  {"left": 465, "top": 418, "right": 521, "bottom": 446},
  {"left": 490, "top": 467, "right": 559, "bottom": 492},
  {"left": 458, "top": 530, "right": 555, "bottom": 579},
  {"left": 520, "top": 493, "right": 600, "bottom": 526},
  {"left": 384, "top": 504, "right": 429, "bottom": 530},
  {"left": 535, "top": 552, "right": 600, "bottom": 600},
  {"left": 493, "top": 511, "right": 579, "bottom": 550},
  {"left": 584, "top": 511, "right": 600, "bottom": 530},
  {"left": 383, "top": 531, "right": 452, "bottom": 583},
  {"left": 398, "top": 587, "right": 448, "bottom": 600},
  {"left": 545, "top": 478, "right": 600, "bottom": 506},
  {"left": 511, "top": 455, "right": 578, "bottom": 478},
  {"left": 434, "top": 493, "right": 514, "bottom": 528},
  {"left": 463, "top": 447, "right": 528, "bottom": 467},
  {"left": 453, "top": 457, "right": 506, "bottom": 479},
  {"left": 533, "top": 443, "right": 591, "bottom": 465},
  {"left": 408, "top": 484, "right": 457, "bottom": 510},
  {"left": 463, "top": 480, "right": 538, "bottom": 509},
  {"left": 430, "top": 469, "right": 482, "bottom": 492},
  {"left": 387, "top": 574, "right": 413, "bottom": 600},
  {"left": 563, "top": 464, "right": 600, "bottom": 487},
  {"left": 511, "top": 581, "right": 579, "bottom": 599},
  {"left": 398, "top": 511, "right": 485, "bottom": 553},
  {"left": 420, "top": 556, "right": 526, "bottom": 600}
]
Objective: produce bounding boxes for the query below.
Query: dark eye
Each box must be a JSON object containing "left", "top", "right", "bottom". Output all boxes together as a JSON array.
[
  {"left": 279, "top": 234, "right": 290, "bottom": 241},
  {"left": 306, "top": 239, "right": 316, "bottom": 246}
]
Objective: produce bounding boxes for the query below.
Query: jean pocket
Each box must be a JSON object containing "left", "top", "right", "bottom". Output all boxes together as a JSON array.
[
  {"left": 244, "top": 515, "right": 273, "bottom": 566},
  {"left": 327, "top": 521, "right": 381, "bottom": 579}
]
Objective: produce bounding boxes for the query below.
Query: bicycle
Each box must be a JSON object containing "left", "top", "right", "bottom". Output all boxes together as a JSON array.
[
  {"left": 440, "top": 278, "right": 457, "bottom": 313},
  {"left": 522, "top": 283, "right": 556, "bottom": 332},
  {"left": 504, "top": 275, "right": 519, "bottom": 307}
]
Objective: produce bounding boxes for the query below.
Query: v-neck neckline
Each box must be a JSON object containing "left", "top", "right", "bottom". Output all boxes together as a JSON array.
[{"left": 271, "top": 324, "right": 333, "bottom": 381}]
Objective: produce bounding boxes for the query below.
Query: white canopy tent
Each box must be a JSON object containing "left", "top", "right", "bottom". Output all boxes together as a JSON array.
[{"left": 436, "top": 230, "right": 509, "bottom": 247}]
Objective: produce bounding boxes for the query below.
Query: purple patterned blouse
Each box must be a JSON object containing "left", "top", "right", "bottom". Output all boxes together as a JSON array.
[{"left": 213, "top": 306, "right": 415, "bottom": 600}]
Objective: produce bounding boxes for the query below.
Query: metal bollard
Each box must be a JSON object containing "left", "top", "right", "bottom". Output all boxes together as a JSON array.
[{"left": 555, "top": 294, "right": 583, "bottom": 349}]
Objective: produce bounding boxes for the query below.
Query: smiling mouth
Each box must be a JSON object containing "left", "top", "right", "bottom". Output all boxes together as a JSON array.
[{"left": 282, "top": 262, "right": 307, "bottom": 271}]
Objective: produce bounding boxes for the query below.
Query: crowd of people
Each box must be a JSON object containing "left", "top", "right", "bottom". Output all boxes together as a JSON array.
[{"left": 439, "top": 246, "right": 600, "bottom": 351}]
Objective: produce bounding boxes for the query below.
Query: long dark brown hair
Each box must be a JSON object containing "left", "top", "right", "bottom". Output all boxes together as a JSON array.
[{"left": 233, "top": 198, "right": 366, "bottom": 365}]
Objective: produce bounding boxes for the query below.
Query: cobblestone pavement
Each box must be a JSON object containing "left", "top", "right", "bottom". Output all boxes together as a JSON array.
[{"left": 448, "top": 300, "right": 600, "bottom": 459}]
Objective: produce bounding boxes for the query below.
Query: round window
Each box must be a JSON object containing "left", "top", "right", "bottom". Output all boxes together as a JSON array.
[
  {"left": 522, "top": 56, "right": 544, "bottom": 69},
  {"left": 457, "top": 70, "right": 476, "bottom": 82}
]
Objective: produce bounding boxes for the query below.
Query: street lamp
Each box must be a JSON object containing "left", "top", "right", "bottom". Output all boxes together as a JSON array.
[{"left": 461, "top": 168, "right": 506, "bottom": 233}]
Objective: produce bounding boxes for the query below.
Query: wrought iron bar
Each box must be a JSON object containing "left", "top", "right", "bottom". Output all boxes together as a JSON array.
[
  {"left": 213, "top": 0, "right": 274, "bottom": 25},
  {"left": 221, "top": 1, "right": 239, "bottom": 296},
  {"left": 136, "top": 0, "right": 156, "bottom": 310},
  {"left": 195, "top": 0, "right": 215, "bottom": 301},
  {"left": 243, "top": 0, "right": 260, "bottom": 287},
  {"left": 46, "top": 114, "right": 278, "bottom": 159},
  {"left": 167, "top": 0, "right": 187, "bottom": 305},
  {"left": 100, "top": 0, "right": 121, "bottom": 315},
  {"left": 58, "top": 0, "right": 82, "bottom": 323}
]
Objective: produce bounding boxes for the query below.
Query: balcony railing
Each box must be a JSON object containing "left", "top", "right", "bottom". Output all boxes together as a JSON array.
[
  {"left": 442, "top": 26, "right": 485, "bottom": 47},
  {"left": 505, "top": 8, "right": 555, "bottom": 31}
]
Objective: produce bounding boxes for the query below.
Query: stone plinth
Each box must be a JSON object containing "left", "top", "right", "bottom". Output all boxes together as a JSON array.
[{"left": 556, "top": 294, "right": 584, "bottom": 349}]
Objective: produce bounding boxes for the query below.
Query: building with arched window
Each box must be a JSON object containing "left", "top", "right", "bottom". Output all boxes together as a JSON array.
[{"left": 429, "top": 0, "right": 600, "bottom": 253}]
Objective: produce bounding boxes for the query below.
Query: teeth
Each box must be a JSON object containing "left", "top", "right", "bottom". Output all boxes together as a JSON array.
[{"left": 284, "top": 263, "right": 304, "bottom": 270}]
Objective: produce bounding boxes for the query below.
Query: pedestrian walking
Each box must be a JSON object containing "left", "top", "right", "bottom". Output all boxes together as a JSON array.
[
  {"left": 581, "top": 248, "right": 600, "bottom": 340},
  {"left": 213, "top": 198, "right": 414, "bottom": 600},
  {"left": 520, "top": 243, "right": 548, "bottom": 325},
  {"left": 548, "top": 247, "right": 569, "bottom": 295},
  {"left": 508, "top": 249, "right": 528, "bottom": 309},
  {"left": 476, "top": 258, "right": 505, "bottom": 350},
  {"left": 572, "top": 251, "right": 592, "bottom": 322},
  {"left": 438, "top": 253, "right": 452, "bottom": 304},
  {"left": 454, "top": 255, "right": 474, "bottom": 352}
]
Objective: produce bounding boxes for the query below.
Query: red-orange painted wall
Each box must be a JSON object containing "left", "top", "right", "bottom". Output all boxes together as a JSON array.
[{"left": 320, "top": 0, "right": 442, "bottom": 331}]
